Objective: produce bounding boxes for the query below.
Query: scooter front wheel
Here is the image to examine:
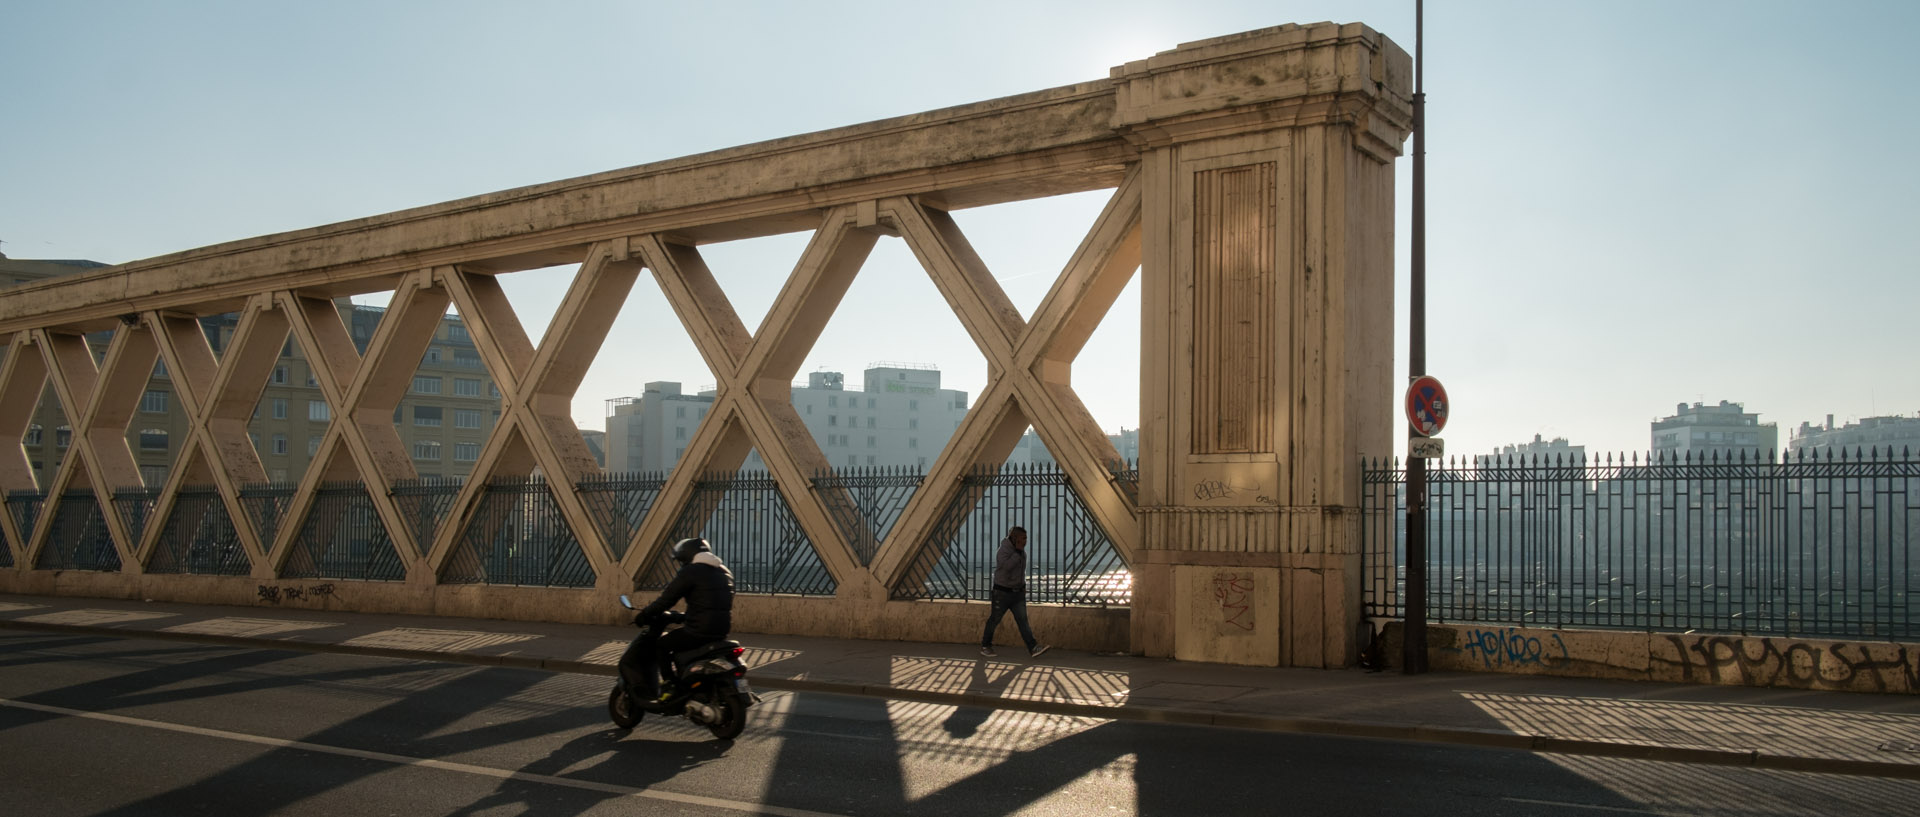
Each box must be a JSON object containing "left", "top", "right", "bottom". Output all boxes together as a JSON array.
[{"left": 608, "top": 684, "right": 643, "bottom": 730}]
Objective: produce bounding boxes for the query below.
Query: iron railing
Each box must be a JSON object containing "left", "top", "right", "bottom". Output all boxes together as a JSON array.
[
  {"left": 110, "top": 486, "right": 165, "bottom": 551},
  {"left": 6, "top": 490, "right": 46, "bottom": 557},
  {"left": 238, "top": 481, "right": 300, "bottom": 551},
  {"left": 390, "top": 476, "right": 465, "bottom": 555},
  {"left": 145, "top": 485, "right": 250, "bottom": 575},
  {"left": 282, "top": 481, "right": 407, "bottom": 581},
  {"left": 576, "top": 471, "right": 667, "bottom": 561},
  {"left": 812, "top": 466, "right": 922, "bottom": 566},
  {"left": 641, "top": 471, "right": 836, "bottom": 596},
  {"left": 893, "top": 462, "right": 1131, "bottom": 606},
  {"left": 440, "top": 476, "right": 594, "bottom": 587},
  {"left": 1362, "top": 449, "right": 1920, "bottom": 639},
  {"left": 37, "top": 489, "right": 120, "bottom": 572}
]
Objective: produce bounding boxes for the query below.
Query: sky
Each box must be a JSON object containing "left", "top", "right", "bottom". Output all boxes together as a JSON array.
[{"left": 4, "top": 0, "right": 1917, "bottom": 460}]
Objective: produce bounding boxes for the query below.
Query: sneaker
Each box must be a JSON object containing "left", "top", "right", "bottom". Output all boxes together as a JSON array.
[
  {"left": 1028, "top": 645, "right": 1051, "bottom": 658},
  {"left": 979, "top": 646, "right": 997, "bottom": 657}
]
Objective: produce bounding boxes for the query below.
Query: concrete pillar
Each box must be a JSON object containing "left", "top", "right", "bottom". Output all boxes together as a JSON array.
[{"left": 1118, "top": 24, "right": 1412, "bottom": 667}]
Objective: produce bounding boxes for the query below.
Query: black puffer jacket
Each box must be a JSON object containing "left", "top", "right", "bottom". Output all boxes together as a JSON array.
[{"left": 637, "top": 551, "right": 734, "bottom": 636}]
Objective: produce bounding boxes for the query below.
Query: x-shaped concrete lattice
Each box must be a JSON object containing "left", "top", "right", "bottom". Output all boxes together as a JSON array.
[{"left": 0, "top": 178, "right": 1142, "bottom": 591}]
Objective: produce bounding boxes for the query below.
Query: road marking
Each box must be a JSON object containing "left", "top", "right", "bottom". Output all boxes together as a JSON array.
[
  {"left": 1501, "top": 797, "right": 1662, "bottom": 814},
  {"left": 0, "top": 697, "right": 847, "bottom": 817}
]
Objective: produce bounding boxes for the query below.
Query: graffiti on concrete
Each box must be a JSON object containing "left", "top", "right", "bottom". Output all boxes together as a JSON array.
[
  {"left": 257, "top": 583, "right": 338, "bottom": 605},
  {"left": 1656, "top": 635, "right": 1919, "bottom": 692},
  {"left": 1211, "top": 572, "right": 1255, "bottom": 631},
  {"left": 1455, "top": 627, "right": 1570, "bottom": 670}
]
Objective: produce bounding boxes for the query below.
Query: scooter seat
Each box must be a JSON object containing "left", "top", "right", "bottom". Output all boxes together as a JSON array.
[{"left": 673, "top": 639, "right": 743, "bottom": 666}]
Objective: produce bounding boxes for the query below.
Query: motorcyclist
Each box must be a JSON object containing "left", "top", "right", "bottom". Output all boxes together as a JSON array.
[{"left": 618, "top": 537, "right": 734, "bottom": 709}]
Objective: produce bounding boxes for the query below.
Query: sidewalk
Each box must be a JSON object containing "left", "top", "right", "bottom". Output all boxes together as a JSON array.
[{"left": 3, "top": 592, "right": 1918, "bottom": 779}]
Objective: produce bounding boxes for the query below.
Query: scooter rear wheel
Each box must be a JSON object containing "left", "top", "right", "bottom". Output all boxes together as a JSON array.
[
  {"left": 608, "top": 684, "right": 643, "bottom": 729},
  {"left": 705, "top": 692, "right": 747, "bottom": 740}
]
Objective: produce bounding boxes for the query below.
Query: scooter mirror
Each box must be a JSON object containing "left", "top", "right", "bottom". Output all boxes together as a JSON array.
[{"left": 618, "top": 594, "right": 634, "bottom": 610}]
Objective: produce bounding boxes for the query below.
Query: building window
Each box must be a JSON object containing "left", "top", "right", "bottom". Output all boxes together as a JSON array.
[
  {"left": 847, "top": 455, "right": 857, "bottom": 466},
  {"left": 271, "top": 434, "right": 288, "bottom": 455},
  {"left": 828, "top": 415, "right": 838, "bottom": 427},
  {"left": 866, "top": 456, "right": 876, "bottom": 465},
  {"left": 272, "top": 365, "right": 289, "bottom": 385},
  {"left": 867, "top": 398, "right": 876, "bottom": 409},
  {"left": 867, "top": 436, "right": 876, "bottom": 448},
  {"left": 909, "top": 438, "right": 919, "bottom": 449},
  {"left": 271, "top": 398, "right": 288, "bottom": 419},
  {"left": 424, "top": 347, "right": 442, "bottom": 365},
  {"left": 141, "top": 390, "right": 169, "bottom": 413},
  {"left": 412, "top": 375, "right": 441, "bottom": 394},
  {"left": 139, "top": 428, "right": 168, "bottom": 451},
  {"left": 454, "top": 349, "right": 483, "bottom": 369},
  {"left": 909, "top": 418, "right": 919, "bottom": 431},
  {"left": 24, "top": 424, "right": 42, "bottom": 446},
  {"left": 910, "top": 399, "right": 918, "bottom": 411},
  {"left": 413, "top": 440, "right": 441, "bottom": 460},
  {"left": 866, "top": 417, "right": 875, "bottom": 429},
  {"left": 55, "top": 426, "right": 71, "bottom": 448},
  {"left": 489, "top": 383, "right": 500, "bottom": 398},
  {"left": 140, "top": 465, "right": 169, "bottom": 486},
  {"left": 454, "top": 378, "right": 482, "bottom": 396},
  {"left": 308, "top": 436, "right": 322, "bottom": 457},
  {"left": 414, "top": 406, "right": 442, "bottom": 427},
  {"left": 309, "top": 401, "right": 330, "bottom": 422},
  {"left": 449, "top": 324, "right": 470, "bottom": 343},
  {"left": 676, "top": 406, "right": 686, "bottom": 419},
  {"left": 454, "top": 442, "right": 480, "bottom": 462},
  {"left": 455, "top": 409, "right": 482, "bottom": 429},
  {"left": 307, "top": 371, "right": 318, "bottom": 387},
  {"left": 676, "top": 426, "right": 687, "bottom": 440},
  {"left": 829, "top": 396, "right": 839, "bottom": 408}
]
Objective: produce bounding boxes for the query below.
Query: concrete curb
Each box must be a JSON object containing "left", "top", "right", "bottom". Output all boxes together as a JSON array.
[{"left": 6, "top": 618, "right": 1918, "bottom": 781}]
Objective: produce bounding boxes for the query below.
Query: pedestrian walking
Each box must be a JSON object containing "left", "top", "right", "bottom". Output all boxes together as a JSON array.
[{"left": 980, "top": 525, "right": 1049, "bottom": 658}]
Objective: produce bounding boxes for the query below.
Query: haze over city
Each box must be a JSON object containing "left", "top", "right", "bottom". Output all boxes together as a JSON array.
[{"left": 5, "top": 0, "right": 1915, "bottom": 458}]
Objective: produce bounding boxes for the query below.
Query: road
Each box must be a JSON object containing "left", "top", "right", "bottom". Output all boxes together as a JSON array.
[{"left": 1, "top": 632, "right": 1914, "bottom": 816}]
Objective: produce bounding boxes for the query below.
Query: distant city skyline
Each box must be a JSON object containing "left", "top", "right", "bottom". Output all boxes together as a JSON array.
[{"left": 6, "top": 1, "right": 1916, "bottom": 458}]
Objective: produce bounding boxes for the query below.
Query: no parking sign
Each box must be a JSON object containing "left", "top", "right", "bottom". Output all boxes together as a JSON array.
[{"left": 1404, "top": 375, "right": 1449, "bottom": 437}]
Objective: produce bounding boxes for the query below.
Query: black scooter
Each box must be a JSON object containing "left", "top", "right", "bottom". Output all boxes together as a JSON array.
[{"left": 608, "top": 595, "right": 755, "bottom": 739}]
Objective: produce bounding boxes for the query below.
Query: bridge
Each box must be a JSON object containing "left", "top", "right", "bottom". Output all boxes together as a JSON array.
[{"left": 0, "top": 23, "right": 1412, "bottom": 669}]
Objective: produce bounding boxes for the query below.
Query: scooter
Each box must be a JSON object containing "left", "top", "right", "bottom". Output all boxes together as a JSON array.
[{"left": 608, "top": 595, "right": 756, "bottom": 739}]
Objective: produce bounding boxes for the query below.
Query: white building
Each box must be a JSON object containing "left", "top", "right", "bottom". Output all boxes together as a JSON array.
[
  {"left": 1650, "top": 400, "right": 1778, "bottom": 458},
  {"left": 604, "top": 364, "right": 970, "bottom": 473},
  {"left": 1789, "top": 413, "right": 1920, "bottom": 457}
]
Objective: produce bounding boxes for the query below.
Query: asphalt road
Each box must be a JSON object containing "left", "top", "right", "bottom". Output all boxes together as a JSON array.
[{"left": 2, "top": 632, "right": 1915, "bottom": 817}]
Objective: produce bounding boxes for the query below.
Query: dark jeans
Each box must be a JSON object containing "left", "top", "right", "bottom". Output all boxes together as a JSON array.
[
  {"left": 981, "top": 586, "right": 1037, "bottom": 650},
  {"left": 618, "top": 627, "right": 721, "bottom": 697}
]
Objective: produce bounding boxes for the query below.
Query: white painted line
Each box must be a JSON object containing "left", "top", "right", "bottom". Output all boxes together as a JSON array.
[
  {"left": 0, "top": 696, "right": 846, "bottom": 817},
  {"left": 1501, "top": 797, "right": 1662, "bottom": 814}
]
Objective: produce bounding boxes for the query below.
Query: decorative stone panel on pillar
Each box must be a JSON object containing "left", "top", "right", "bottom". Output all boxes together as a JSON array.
[{"left": 1119, "top": 24, "right": 1411, "bottom": 667}]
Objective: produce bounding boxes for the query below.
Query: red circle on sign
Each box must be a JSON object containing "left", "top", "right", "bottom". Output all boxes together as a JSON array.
[{"left": 1405, "top": 375, "right": 1449, "bottom": 436}]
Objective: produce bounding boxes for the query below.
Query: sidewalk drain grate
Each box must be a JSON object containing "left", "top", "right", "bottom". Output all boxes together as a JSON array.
[{"left": 1878, "top": 740, "right": 1920, "bottom": 754}]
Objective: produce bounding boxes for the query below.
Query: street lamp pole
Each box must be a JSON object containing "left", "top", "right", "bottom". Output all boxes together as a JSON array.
[{"left": 1402, "top": 0, "right": 1431, "bottom": 675}]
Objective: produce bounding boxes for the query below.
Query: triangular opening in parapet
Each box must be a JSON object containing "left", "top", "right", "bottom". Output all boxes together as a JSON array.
[
  {"left": 639, "top": 445, "right": 836, "bottom": 597},
  {"left": 438, "top": 425, "right": 595, "bottom": 588},
  {"left": 143, "top": 447, "right": 250, "bottom": 576},
  {"left": 279, "top": 436, "right": 406, "bottom": 582}
]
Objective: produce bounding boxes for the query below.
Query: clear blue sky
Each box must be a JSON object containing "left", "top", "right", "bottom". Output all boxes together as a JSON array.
[{"left": 5, "top": 1, "right": 1916, "bottom": 458}]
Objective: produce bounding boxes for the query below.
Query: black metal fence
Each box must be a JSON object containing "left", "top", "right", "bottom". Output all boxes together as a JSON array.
[
  {"left": 893, "top": 462, "right": 1131, "bottom": 606},
  {"left": 441, "top": 476, "right": 596, "bottom": 587},
  {"left": 390, "top": 476, "right": 465, "bottom": 555},
  {"left": 5, "top": 490, "right": 45, "bottom": 560},
  {"left": 640, "top": 471, "right": 837, "bottom": 596},
  {"left": 283, "top": 482, "right": 407, "bottom": 581},
  {"left": 1362, "top": 449, "right": 1920, "bottom": 639},
  {"left": 813, "top": 466, "right": 922, "bottom": 566},
  {"left": 145, "top": 485, "right": 250, "bottom": 576},
  {"left": 37, "top": 490, "right": 119, "bottom": 572},
  {"left": 576, "top": 471, "right": 666, "bottom": 562}
]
